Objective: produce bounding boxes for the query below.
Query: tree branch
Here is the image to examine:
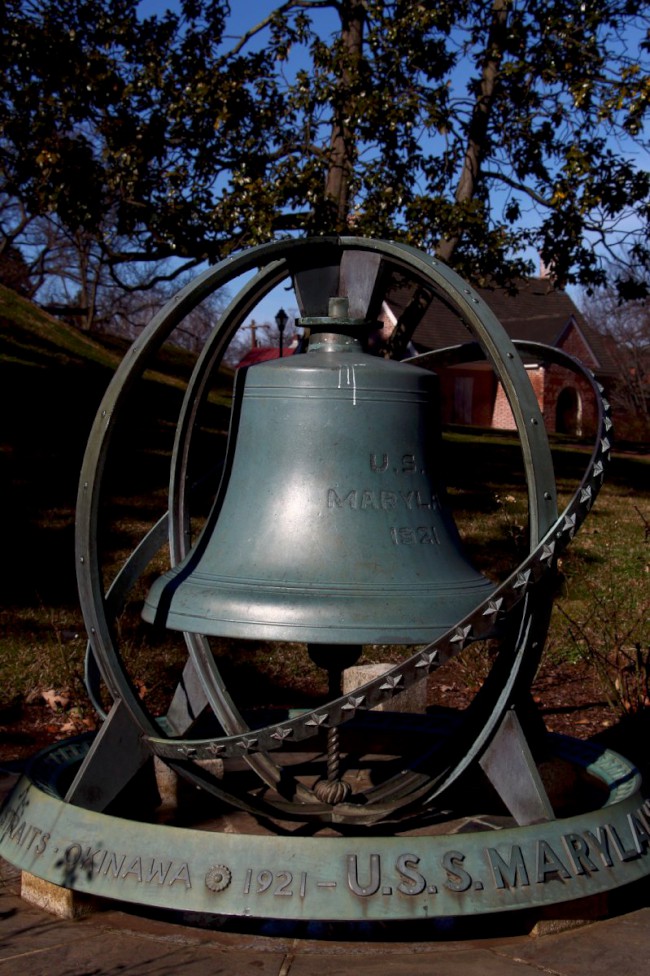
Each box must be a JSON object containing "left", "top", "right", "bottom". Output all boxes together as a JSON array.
[{"left": 223, "top": 0, "right": 339, "bottom": 58}]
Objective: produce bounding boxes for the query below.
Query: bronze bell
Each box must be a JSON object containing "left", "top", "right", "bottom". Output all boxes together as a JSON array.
[{"left": 142, "top": 299, "right": 495, "bottom": 644}]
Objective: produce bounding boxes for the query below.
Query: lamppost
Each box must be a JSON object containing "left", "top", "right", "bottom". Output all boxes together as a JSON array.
[{"left": 275, "top": 306, "right": 289, "bottom": 357}]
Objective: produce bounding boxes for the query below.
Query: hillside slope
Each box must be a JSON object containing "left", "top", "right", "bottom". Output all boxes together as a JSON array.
[
  {"left": 0, "top": 284, "right": 124, "bottom": 371},
  {"left": 0, "top": 286, "right": 230, "bottom": 608}
]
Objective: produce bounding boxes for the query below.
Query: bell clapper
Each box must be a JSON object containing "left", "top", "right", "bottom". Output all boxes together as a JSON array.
[
  {"left": 314, "top": 726, "right": 350, "bottom": 804},
  {"left": 309, "top": 643, "right": 360, "bottom": 804}
]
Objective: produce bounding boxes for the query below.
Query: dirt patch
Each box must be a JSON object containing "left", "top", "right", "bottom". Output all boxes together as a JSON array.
[
  {"left": 0, "top": 699, "right": 93, "bottom": 765},
  {"left": 0, "top": 657, "right": 622, "bottom": 767}
]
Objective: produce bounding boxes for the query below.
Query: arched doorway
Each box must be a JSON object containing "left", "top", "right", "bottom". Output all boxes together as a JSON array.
[{"left": 556, "top": 386, "right": 582, "bottom": 436}]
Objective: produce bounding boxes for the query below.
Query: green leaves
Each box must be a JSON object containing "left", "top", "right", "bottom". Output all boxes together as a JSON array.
[{"left": 1, "top": 0, "right": 649, "bottom": 301}]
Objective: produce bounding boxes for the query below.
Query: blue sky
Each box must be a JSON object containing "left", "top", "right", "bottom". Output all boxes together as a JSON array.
[{"left": 131, "top": 2, "right": 646, "bottom": 330}]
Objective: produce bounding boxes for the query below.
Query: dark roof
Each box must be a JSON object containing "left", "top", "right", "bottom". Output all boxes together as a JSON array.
[{"left": 388, "top": 277, "right": 617, "bottom": 375}]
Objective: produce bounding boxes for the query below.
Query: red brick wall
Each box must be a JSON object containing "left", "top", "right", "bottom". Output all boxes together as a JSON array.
[
  {"left": 491, "top": 381, "right": 515, "bottom": 429},
  {"left": 543, "top": 366, "right": 599, "bottom": 437},
  {"left": 491, "top": 325, "right": 602, "bottom": 437},
  {"left": 492, "top": 367, "right": 545, "bottom": 430},
  {"left": 557, "top": 325, "right": 599, "bottom": 368},
  {"left": 436, "top": 323, "right": 606, "bottom": 438},
  {"left": 544, "top": 325, "right": 601, "bottom": 436}
]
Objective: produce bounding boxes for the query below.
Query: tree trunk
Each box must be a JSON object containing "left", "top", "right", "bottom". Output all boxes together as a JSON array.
[
  {"left": 436, "top": 0, "right": 510, "bottom": 264},
  {"left": 323, "top": 0, "right": 367, "bottom": 230}
]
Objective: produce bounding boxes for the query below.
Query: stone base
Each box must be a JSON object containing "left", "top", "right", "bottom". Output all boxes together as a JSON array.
[
  {"left": 343, "top": 663, "right": 427, "bottom": 713},
  {"left": 154, "top": 756, "right": 224, "bottom": 817},
  {"left": 531, "top": 893, "right": 610, "bottom": 937},
  {"left": 21, "top": 871, "right": 96, "bottom": 919}
]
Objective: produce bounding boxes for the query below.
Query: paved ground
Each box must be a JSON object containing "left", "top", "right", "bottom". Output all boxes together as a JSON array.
[
  {"left": 2, "top": 769, "right": 650, "bottom": 976},
  {"left": 3, "top": 851, "right": 650, "bottom": 975}
]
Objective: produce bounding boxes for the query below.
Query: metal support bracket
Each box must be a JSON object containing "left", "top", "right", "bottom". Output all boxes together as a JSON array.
[
  {"left": 65, "top": 699, "right": 151, "bottom": 811},
  {"left": 479, "top": 707, "right": 555, "bottom": 825}
]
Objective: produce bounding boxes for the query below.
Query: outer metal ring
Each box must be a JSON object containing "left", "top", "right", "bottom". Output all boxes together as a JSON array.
[{"left": 75, "top": 238, "right": 608, "bottom": 816}]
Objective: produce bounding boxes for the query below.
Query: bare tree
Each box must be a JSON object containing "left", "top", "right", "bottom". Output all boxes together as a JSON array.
[{"left": 581, "top": 286, "right": 650, "bottom": 440}]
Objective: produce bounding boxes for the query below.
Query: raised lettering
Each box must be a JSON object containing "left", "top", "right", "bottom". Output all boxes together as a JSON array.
[
  {"left": 401, "top": 491, "right": 415, "bottom": 510},
  {"left": 370, "top": 453, "right": 389, "bottom": 473},
  {"left": 347, "top": 853, "right": 381, "bottom": 896},
  {"left": 122, "top": 856, "right": 143, "bottom": 883},
  {"left": 607, "top": 823, "right": 640, "bottom": 862},
  {"left": 274, "top": 872, "right": 293, "bottom": 896},
  {"left": 584, "top": 827, "right": 614, "bottom": 867},
  {"left": 10, "top": 820, "right": 25, "bottom": 845},
  {"left": 103, "top": 853, "right": 126, "bottom": 879},
  {"left": 257, "top": 870, "right": 273, "bottom": 893},
  {"left": 402, "top": 454, "right": 417, "bottom": 473},
  {"left": 637, "top": 806, "right": 650, "bottom": 834},
  {"left": 396, "top": 854, "right": 426, "bottom": 895},
  {"left": 361, "top": 490, "right": 379, "bottom": 510},
  {"left": 23, "top": 826, "right": 42, "bottom": 854},
  {"left": 628, "top": 814, "right": 650, "bottom": 854},
  {"left": 327, "top": 488, "right": 358, "bottom": 509},
  {"left": 391, "top": 525, "right": 441, "bottom": 545},
  {"left": 65, "top": 843, "right": 82, "bottom": 868},
  {"left": 416, "top": 526, "right": 441, "bottom": 545},
  {"left": 35, "top": 832, "right": 49, "bottom": 856},
  {"left": 486, "top": 845, "right": 530, "bottom": 889},
  {"left": 380, "top": 491, "right": 398, "bottom": 510},
  {"left": 168, "top": 862, "right": 192, "bottom": 888},
  {"left": 562, "top": 834, "right": 598, "bottom": 875},
  {"left": 146, "top": 860, "right": 171, "bottom": 885},
  {"left": 536, "top": 840, "right": 572, "bottom": 882},
  {"left": 443, "top": 851, "right": 472, "bottom": 892},
  {"left": 80, "top": 846, "right": 106, "bottom": 877}
]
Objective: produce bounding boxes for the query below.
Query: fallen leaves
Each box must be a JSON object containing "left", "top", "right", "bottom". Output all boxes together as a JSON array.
[{"left": 41, "top": 688, "right": 70, "bottom": 711}]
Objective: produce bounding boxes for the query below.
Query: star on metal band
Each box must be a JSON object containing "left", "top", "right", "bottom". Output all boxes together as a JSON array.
[
  {"left": 270, "top": 727, "right": 293, "bottom": 742},
  {"left": 341, "top": 695, "right": 366, "bottom": 712},
  {"left": 483, "top": 597, "right": 504, "bottom": 617},
  {"left": 380, "top": 674, "right": 404, "bottom": 691},
  {"left": 561, "top": 514, "right": 577, "bottom": 538},
  {"left": 239, "top": 737, "right": 258, "bottom": 752},
  {"left": 416, "top": 649, "right": 440, "bottom": 669},
  {"left": 450, "top": 624, "right": 472, "bottom": 647},
  {"left": 305, "top": 712, "right": 329, "bottom": 728},
  {"left": 514, "top": 569, "right": 531, "bottom": 589},
  {"left": 540, "top": 542, "right": 556, "bottom": 563}
]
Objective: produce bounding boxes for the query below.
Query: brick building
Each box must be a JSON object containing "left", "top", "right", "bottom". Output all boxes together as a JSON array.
[{"left": 384, "top": 276, "right": 618, "bottom": 438}]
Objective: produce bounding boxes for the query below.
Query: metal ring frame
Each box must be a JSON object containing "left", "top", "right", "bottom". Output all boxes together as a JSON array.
[{"left": 76, "top": 237, "right": 611, "bottom": 821}]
